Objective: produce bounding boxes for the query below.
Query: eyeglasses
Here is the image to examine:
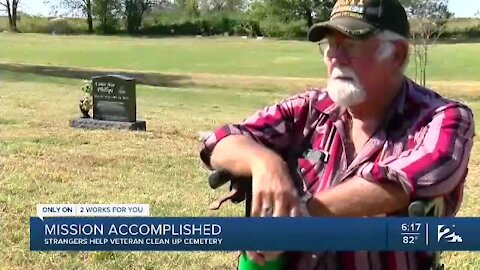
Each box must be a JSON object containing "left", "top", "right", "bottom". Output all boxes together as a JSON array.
[
  {"left": 318, "top": 37, "right": 395, "bottom": 59},
  {"left": 318, "top": 38, "right": 373, "bottom": 58}
]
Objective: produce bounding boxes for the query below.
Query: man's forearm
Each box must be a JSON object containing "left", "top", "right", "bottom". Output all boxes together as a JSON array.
[
  {"left": 209, "top": 135, "right": 283, "bottom": 176},
  {"left": 307, "top": 176, "right": 410, "bottom": 217},
  {"left": 210, "top": 137, "right": 410, "bottom": 217}
]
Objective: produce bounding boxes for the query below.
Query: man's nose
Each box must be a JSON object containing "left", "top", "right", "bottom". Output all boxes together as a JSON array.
[{"left": 328, "top": 48, "right": 350, "bottom": 66}]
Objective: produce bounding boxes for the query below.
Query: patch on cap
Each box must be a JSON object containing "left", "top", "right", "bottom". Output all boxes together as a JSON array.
[{"left": 331, "top": 0, "right": 367, "bottom": 19}]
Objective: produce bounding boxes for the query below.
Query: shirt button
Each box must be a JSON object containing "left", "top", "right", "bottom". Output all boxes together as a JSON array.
[
  {"left": 300, "top": 168, "right": 306, "bottom": 173},
  {"left": 312, "top": 254, "right": 317, "bottom": 259}
]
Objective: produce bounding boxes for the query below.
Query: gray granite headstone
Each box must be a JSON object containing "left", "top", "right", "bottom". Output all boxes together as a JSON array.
[
  {"left": 92, "top": 75, "right": 136, "bottom": 122},
  {"left": 70, "top": 75, "right": 146, "bottom": 131}
]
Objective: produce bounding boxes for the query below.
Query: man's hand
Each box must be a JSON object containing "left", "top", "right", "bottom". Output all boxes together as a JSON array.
[
  {"left": 209, "top": 135, "right": 301, "bottom": 264},
  {"left": 250, "top": 155, "right": 301, "bottom": 217},
  {"left": 245, "top": 250, "right": 283, "bottom": 265},
  {"left": 210, "top": 135, "right": 302, "bottom": 217},
  {"left": 246, "top": 154, "right": 301, "bottom": 264}
]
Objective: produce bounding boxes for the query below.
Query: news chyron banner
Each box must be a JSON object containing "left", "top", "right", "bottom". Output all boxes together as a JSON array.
[{"left": 31, "top": 204, "right": 480, "bottom": 252}]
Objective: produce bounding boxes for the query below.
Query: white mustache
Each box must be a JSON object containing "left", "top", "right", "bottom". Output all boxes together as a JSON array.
[{"left": 330, "top": 67, "right": 358, "bottom": 80}]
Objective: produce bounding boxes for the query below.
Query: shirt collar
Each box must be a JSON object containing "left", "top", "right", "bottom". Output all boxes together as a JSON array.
[{"left": 313, "top": 93, "right": 344, "bottom": 121}]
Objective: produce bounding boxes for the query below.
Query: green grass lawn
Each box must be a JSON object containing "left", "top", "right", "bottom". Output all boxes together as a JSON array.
[
  {"left": 0, "top": 71, "right": 479, "bottom": 269},
  {"left": 1, "top": 33, "right": 480, "bottom": 81}
]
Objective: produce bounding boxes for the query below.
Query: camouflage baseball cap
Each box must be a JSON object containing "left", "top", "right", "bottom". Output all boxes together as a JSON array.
[{"left": 307, "top": 0, "right": 410, "bottom": 42}]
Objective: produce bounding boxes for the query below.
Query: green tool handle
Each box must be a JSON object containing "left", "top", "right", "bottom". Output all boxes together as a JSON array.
[
  {"left": 238, "top": 252, "right": 285, "bottom": 270},
  {"left": 208, "top": 170, "right": 286, "bottom": 270},
  {"left": 240, "top": 182, "right": 285, "bottom": 269}
]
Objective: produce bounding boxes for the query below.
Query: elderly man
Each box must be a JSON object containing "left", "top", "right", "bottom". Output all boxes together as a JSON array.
[{"left": 200, "top": 0, "right": 475, "bottom": 269}]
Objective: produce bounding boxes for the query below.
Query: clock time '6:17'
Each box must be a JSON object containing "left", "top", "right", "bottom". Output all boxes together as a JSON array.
[{"left": 401, "top": 223, "right": 421, "bottom": 232}]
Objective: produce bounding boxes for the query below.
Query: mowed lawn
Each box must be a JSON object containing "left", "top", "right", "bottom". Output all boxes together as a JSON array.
[
  {"left": 1, "top": 33, "right": 480, "bottom": 81},
  {"left": 0, "top": 72, "right": 287, "bottom": 270},
  {"left": 0, "top": 71, "right": 479, "bottom": 269}
]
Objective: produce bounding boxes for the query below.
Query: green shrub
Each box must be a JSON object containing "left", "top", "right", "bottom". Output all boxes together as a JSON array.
[
  {"left": 139, "top": 14, "right": 245, "bottom": 36},
  {"left": 48, "top": 19, "right": 73, "bottom": 34},
  {"left": 0, "top": 16, "right": 9, "bottom": 32},
  {"left": 140, "top": 20, "right": 201, "bottom": 35},
  {"left": 441, "top": 25, "right": 480, "bottom": 39},
  {"left": 279, "top": 20, "right": 308, "bottom": 39},
  {"left": 258, "top": 18, "right": 307, "bottom": 38},
  {"left": 232, "top": 18, "right": 261, "bottom": 37},
  {"left": 18, "top": 16, "right": 50, "bottom": 33},
  {"left": 258, "top": 18, "right": 283, "bottom": 37}
]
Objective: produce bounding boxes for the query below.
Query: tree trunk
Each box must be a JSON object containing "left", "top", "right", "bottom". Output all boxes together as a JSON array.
[
  {"left": 411, "top": 34, "right": 418, "bottom": 83},
  {"left": 135, "top": 2, "right": 147, "bottom": 32},
  {"left": 5, "top": 1, "right": 12, "bottom": 30},
  {"left": 125, "top": 0, "right": 135, "bottom": 34},
  {"left": 305, "top": 8, "right": 313, "bottom": 28},
  {"left": 103, "top": 13, "right": 107, "bottom": 34},
  {"left": 422, "top": 42, "right": 428, "bottom": 87},
  {"left": 136, "top": 9, "right": 145, "bottom": 32},
  {"left": 3, "top": 0, "right": 12, "bottom": 31},
  {"left": 11, "top": 0, "right": 17, "bottom": 32},
  {"left": 86, "top": 0, "right": 93, "bottom": 33}
]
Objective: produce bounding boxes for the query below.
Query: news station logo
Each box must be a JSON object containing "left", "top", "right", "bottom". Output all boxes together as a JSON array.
[{"left": 437, "top": 225, "right": 463, "bottom": 243}]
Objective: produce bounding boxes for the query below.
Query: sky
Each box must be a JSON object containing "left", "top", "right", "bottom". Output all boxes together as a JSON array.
[{"left": 5, "top": 0, "right": 480, "bottom": 18}]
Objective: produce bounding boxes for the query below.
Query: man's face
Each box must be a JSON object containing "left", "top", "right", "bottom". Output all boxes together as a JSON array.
[{"left": 321, "top": 32, "right": 396, "bottom": 108}]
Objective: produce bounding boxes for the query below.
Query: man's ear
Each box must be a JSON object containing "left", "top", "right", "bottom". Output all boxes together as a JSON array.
[{"left": 393, "top": 40, "right": 409, "bottom": 71}]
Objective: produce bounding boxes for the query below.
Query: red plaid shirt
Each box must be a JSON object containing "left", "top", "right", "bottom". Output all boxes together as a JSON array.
[{"left": 200, "top": 78, "right": 475, "bottom": 270}]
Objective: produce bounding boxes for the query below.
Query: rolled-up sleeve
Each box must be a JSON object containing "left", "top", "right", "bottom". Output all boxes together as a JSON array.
[
  {"left": 199, "top": 90, "right": 320, "bottom": 170},
  {"left": 359, "top": 103, "right": 475, "bottom": 216}
]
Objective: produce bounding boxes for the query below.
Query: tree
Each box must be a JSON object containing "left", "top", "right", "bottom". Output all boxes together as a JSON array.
[
  {"left": 250, "top": 0, "right": 334, "bottom": 27},
  {"left": 295, "top": 0, "right": 334, "bottom": 27},
  {"left": 199, "top": 0, "right": 244, "bottom": 12},
  {"left": 45, "top": 0, "right": 94, "bottom": 33},
  {"left": 0, "top": 0, "right": 20, "bottom": 32},
  {"left": 175, "top": 0, "right": 200, "bottom": 18},
  {"left": 401, "top": 0, "right": 452, "bottom": 86},
  {"left": 93, "top": 0, "right": 122, "bottom": 34},
  {"left": 124, "top": 0, "right": 157, "bottom": 33}
]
